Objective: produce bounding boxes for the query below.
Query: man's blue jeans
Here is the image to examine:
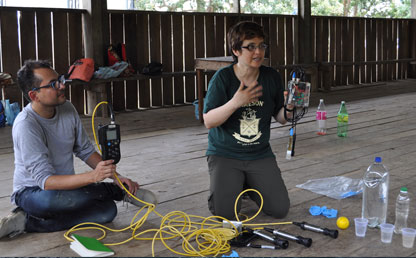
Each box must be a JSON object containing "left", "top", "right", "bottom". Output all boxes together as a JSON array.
[{"left": 15, "top": 182, "right": 124, "bottom": 233}]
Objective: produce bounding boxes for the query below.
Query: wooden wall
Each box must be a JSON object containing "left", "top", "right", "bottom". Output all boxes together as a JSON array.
[
  {"left": 313, "top": 17, "right": 415, "bottom": 90},
  {"left": 0, "top": 6, "right": 415, "bottom": 113},
  {"left": 0, "top": 7, "right": 86, "bottom": 113},
  {"left": 105, "top": 11, "right": 297, "bottom": 111}
]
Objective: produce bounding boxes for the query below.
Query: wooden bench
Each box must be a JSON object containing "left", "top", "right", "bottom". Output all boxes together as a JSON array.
[
  {"left": 319, "top": 58, "right": 416, "bottom": 90},
  {"left": 0, "top": 78, "right": 15, "bottom": 101},
  {"left": 0, "top": 71, "right": 199, "bottom": 116},
  {"left": 71, "top": 71, "right": 198, "bottom": 116}
]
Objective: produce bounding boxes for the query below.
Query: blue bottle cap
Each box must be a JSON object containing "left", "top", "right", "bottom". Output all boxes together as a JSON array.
[
  {"left": 375, "top": 157, "right": 382, "bottom": 163},
  {"left": 309, "top": 206, "right": 322, "bottom": 216}
]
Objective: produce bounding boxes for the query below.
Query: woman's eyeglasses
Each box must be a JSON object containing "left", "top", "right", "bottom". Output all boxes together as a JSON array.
[
  {"left": 31, "top": 75, "right": 72, "bottom": 91},
  {"left": 241, "top": 43, "right": 268, "bottom": 52}
]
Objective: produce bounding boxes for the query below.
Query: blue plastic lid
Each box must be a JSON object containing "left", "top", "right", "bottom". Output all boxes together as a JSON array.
[
  {"left": 222, "top": 250, "right": 239, "bottom": 257},
  {"left": 309, "top": 206, "right": 322, "bottom": 216},
  {"left": 375, "top": 157, "right": 382, "bottom": 163}
]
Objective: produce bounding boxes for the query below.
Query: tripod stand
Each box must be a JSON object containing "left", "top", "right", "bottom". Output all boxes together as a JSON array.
[{"left": 284, "top": 68, "right": 310, "bottom": 159}]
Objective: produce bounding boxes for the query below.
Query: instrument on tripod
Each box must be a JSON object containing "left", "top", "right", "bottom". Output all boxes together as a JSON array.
[{"left": 284, "top": 67, "right": 310, "bottom": 159}]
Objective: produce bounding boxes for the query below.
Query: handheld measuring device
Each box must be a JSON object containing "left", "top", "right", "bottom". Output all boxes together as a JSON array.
[
  {"left": 98, "top": 123, "right": 121, "bottom": 164},
  {"left": 98, "top": 103, "right": 121, "bottom": 164}
]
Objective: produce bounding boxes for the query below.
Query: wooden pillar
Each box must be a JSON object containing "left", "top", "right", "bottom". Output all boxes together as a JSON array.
[
  {"left": 82, "top": 0, "right": 109, "bottom": 116},
  {"left": 410, "top": 20, "right": 416, "bottom": 78},
  {"left": 297, "top": 0, "right": 312, "bottom": 64},
  {"left": 411, "top": 2, "right": 416, "bottom": 78},
  {"left": 297, "top": 0, "right": 318, "bottom": 91}
]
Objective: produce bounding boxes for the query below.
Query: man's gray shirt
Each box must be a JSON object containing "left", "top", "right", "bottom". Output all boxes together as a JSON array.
[{"left": 11, "top": 101, "right": 96, "bottom": 204}]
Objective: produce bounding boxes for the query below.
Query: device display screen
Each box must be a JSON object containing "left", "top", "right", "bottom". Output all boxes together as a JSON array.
[{"left": 106, "top": 130, "right": 117, "bottom": 140}]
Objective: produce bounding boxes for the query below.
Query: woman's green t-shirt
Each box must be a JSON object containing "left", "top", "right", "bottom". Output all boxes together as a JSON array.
[{"left": 203, "top": 65, "right": 284, "bottom": 160}]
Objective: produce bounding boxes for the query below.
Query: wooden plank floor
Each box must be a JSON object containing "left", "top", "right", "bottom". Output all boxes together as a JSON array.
[{"left": 1, "top": 79, "right": 416, "bottom": 257}]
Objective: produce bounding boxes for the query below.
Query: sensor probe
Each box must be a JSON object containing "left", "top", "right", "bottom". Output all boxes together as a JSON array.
[
  {"left": 264, "top": 227, "right": 312, "bottom": 247},
  {"left": 292, "top": 221, "right": 338, "bottom": 239},
  {"left": 248, "top": 229, "right": 289, "bottom": 249}
]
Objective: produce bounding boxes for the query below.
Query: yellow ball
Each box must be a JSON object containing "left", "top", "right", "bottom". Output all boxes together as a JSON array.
[{"left": 337, "top": 216, "right": 350, "bottom": 230}]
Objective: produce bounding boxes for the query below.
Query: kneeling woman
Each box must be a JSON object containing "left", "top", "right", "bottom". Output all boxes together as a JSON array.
[{"left": 203, "top": 21, "right": 292, "bottom": 220}]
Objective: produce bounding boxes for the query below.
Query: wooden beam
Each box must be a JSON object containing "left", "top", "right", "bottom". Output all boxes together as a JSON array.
[
  {"left": 82, "top": 0, "right": 109, "bottom": 116},
  {"left": 297, "top": 0, "right": 317, "bottom": 91},
  {"left": 410, "top": 20, "right": 416, "bottom": 78},
  {"left": 297, "top": 0, "right": 312, "bottom": 64},
  {"left": 82, "top": 0, "right": 108, "bottom": 66}
]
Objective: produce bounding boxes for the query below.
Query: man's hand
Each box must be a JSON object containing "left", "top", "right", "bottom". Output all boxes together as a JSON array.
[
  {"left": 114, "top": 175, "right": 139, "bottom": 195},
  {"left": 91, "top": 160, "right": 116, "bottom": 183},
  {"left": 231, "top": 81, "right": 263, "bottom": 108}
]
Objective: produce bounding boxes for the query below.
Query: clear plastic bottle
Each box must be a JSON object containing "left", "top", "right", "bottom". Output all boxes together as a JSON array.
[
  {"left": 394, "top": 187, "right": 410, "bottom": 234},
  {"left": 4, "top": 99, "right": 11, "bottom": 126},
  {"left": 316, "top": 99, "right": 327, "bottom": 135},
  {"left": 362, "top": 157, "right": 389, "bottom": 228},
  {"left": 337, "top": 101, "right": 348, "bottom": 137}
]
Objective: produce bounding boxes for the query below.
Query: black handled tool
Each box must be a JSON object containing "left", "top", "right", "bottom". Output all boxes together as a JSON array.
[
  {"left": 292, "top": 221, "right": 338, "bottom": 239},
  {"left": 229, "top": 231, "right": 257, "bottom": 247},
  {"left": 250, "top": 229, "right": 289, "bottom": 249},
  {"left": 264, "top": 227, "right": 312, "bottom": 247}
]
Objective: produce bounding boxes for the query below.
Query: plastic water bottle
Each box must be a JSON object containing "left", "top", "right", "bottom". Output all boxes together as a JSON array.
[
  {"left": 4, "top": 99, "right": 11, "bottom": 125},
  {"left": 316, "top": 99, "right": 327, "bottom": 135},
  {"left": 362, "top": 157, "right": 389, "bottom": 228},
  {"left": 394, "top": 187, "right": 410, "bottom": 234},
  {"left": 337, "top": 101, "right": 348, "bottom": 137}
]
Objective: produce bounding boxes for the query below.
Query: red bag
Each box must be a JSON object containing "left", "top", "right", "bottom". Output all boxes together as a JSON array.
[
  {"left": 107, "top": 44, "right": 126, "bottom": 66},
  {"left": 107, "top": 44, "right": 135, "bottom": 77},
  {"left": 68, "top": 58, "right": 95, "bottom": 82}
]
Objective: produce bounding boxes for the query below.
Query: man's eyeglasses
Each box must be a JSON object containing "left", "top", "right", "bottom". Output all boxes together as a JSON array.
[
  {"left": 31, "top": 75, "right": 72, "bottom": 91},
  {"left": 241, "top": 43, "right": 268, "bottom": 52}
]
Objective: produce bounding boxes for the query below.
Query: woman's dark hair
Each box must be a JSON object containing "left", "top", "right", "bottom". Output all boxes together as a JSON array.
[
  {"left": 17, "top": 60, "right": 52, "bottom": 101},
  {"left": 227, "top": 21, "right": 266, "bottom": 63}
]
